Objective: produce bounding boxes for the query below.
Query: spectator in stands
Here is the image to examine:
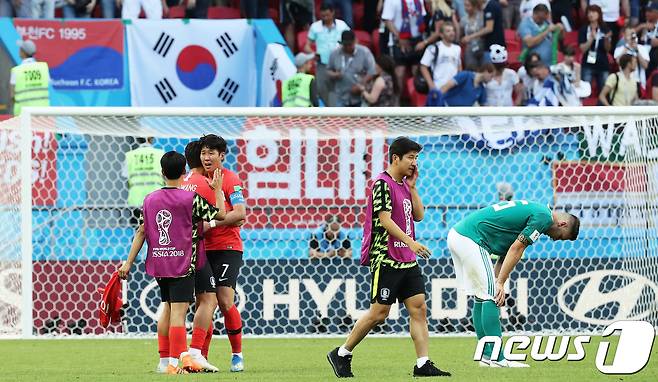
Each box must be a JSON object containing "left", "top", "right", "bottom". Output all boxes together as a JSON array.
[
  {"left": 241, "top": 0, "right": 268, "bottom": 18},
  {"left": 121, "top": 0, "right": 167, "bottom": 18},
  {"left": 306, "top": 3, "right": 351, "bottom": 106},
  {"left": 282, "top": 53, "right": 319, "bottom": 107},
  {"left": 503, "top": 0, "right": 522, "bottom": 30},
  {"left": 438, "top": 63, "right": 495, "bottom": 105},
  {"left": 309, "top": 216, "right": 352, "bottom": 260},
  {"left": 550, "top": 0, "right": 573, "bottom": 27},
  {"left": 637, "top": 2, "right": 658, "bottom": 78},
  {"left": 382, "top": 0, "right": 427, "bottom": 96},
  {"left": 356, "top": 55, "right": 400, "bottom": 106},
  {"left": 496, "top": 181, "right": 514, "bottom": 201},
  {"left": 327, "top": 30, "right": 377, "bottom": 106},
  {"left": 62, "top": 0, "right": 96, "bottom": 18},
  {"left": 282, "top": 0, "right": 314, "bottom": 53},
  {"left": 615, "top": 27, "right": 649, "bottom": 90},
  {"left": 460, "top": 0, "right": 485, "bottom": 70},
  {"left": 28, "top": 0, "right": 55, "bottom": 17},
  {"left": 462, "top": 0, "right": 506, "bottom": 62},
  {"left": 518, "top": 51, "right": 542, "bottom": 104},
  {"left": 579, "top": 4, "right": 611, "bottom": 96},
  {"left": 420, "top": 23, "right": 462, "bottom": 91},
  {"left": 527, "top": 61, "right": 560, "bottom": 105},
  {"left": 518, "top": 4, "right": 563, "bottom": 67},
  {"left": 519, "top": 0, "right": 550, "bottom": 20},
  {"left": 428, "top": 0, "right": 460, "bottom": 42},
  {"left": 581, "top": 0, "right": 629, "bottom": 47},
  {"left": 552, "top": 46, "right": 587, "bottom": 105},
  {"left": 325, "top": 0, "right": 353, "bottom": 27},
  {"left": 599, "top": 54, "right": 639, "bottom": 105},
  {"left": 0, "top": 0, "right": 28, "bottom": 16},
  {"left": 485, "top": 45, "right": 523, "bottom": 105}
]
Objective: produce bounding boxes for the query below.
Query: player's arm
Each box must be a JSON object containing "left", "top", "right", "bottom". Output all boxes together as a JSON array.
[
  {"left": 215, "top": 179, "right": 246, "bottom": 227},
  {"left": 493, "top": 237, "right": 528, "bottom": 306},
  {"left": 118, "top": 223, "right": 146, "bottom": 279},
  {"left": 379, "top": 211, "right": 430, "bottom": 258}
]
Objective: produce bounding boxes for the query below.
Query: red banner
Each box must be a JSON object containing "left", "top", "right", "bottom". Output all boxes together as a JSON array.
[
  {"left": 237, "top": 117, "right": 388, "bottom": 229},
  {"left": 0, "top": 131, "right": 57, "bottom": 206}
]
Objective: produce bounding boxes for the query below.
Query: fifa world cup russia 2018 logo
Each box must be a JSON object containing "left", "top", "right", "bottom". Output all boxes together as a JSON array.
[
  {"left": 156, "top": 209, "right": 173, "bottom": 246},
  {"left": 403, "top": 199, "right": 412, "bottom": 236}
]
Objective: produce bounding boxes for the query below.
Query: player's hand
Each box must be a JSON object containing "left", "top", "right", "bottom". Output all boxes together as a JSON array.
[
  {"left": 208, "top": 168, "right": 224, "bottom": 190},
  {"left": 118, "top": 261, "right": 131, "bottom": 280},
  {"left": 409, "top": 241, "right": 431, "bottom": 258},
  {"left": 406, "top": 165, "right": 419, "bottom": 189},
  {"left": 494, "top": 282, "right": 506, "bottom": 307}
]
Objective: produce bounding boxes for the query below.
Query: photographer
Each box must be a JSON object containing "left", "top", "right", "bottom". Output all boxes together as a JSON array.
[{"left": 614, "top": 28, "right": 649, "bottom": 90}]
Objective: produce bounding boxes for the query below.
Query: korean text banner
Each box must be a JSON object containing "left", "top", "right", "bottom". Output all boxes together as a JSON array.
[{"left": 13, "top": 19, "right": 124, "bottom": 91}]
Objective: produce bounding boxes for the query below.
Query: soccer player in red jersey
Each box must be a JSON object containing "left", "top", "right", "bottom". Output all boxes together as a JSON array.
[
  {"left": 180, "top": 140, "right": 220, "bottom": 372},
  {"left": 199, "top": 134, "right": 247, "bottom": 372}
]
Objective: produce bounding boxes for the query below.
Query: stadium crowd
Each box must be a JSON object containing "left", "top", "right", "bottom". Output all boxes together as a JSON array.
[{"left": 7, "top": 0, "right": 658, "bottom": 107}]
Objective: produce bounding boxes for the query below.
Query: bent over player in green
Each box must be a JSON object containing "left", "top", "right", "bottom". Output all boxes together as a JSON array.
[{"left": 447, "top": 200, "right": 580, "bottom": 367}]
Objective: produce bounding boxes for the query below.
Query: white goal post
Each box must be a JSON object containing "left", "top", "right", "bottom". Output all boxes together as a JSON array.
[{"left": 2, "top": 106, "right": 657, "bottom": 338}]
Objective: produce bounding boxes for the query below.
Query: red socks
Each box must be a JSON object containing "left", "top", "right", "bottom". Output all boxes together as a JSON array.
[
  {"left": 158, "top": 334, "right": 169, "bottom": 358},
  {"left": 190, "top": 327, "right": 207, "bottom": 352},
  {"left": 202, "top": 325, "right": 213, "bottom": 359},
  {"left": 169, "top": 326, "right": 188, "bottom": 360},
  {"left": 224, "top": 305, "right": 242, "bottom": 353}
]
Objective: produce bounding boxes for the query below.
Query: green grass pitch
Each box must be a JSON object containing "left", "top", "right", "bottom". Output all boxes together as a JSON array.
[{"left": 2, "top": 336, "right": 657, "bottom": 381}]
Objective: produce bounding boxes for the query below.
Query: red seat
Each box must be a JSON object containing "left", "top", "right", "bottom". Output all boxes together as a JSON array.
[
  {"left": 268, "top": 7, "right": 278, "bottom": 20},
  {"left": 167, "top": 5, "right": 187, "bottom": 18},
  {"left": 407, "top": 77, "right": 427, "bottom": 107},
  {"left": 354, "top": 29, "right": 373, "bottom": 52},
  {"left": 352, "top": 2, "right": 364, "bottom": 29},
  {"left": 563, "top": 31, "right": 579, "bottom": 48},
  {"left": 207, "top": 6, "right": 241, "bottom": 19}
]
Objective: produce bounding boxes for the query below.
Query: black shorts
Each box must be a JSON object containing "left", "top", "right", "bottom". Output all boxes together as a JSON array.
[
  {"left": 194, "top": 260, "right": 216, "bottom": 294},
  {"left": 390, "top": 37, "right": 424, "bottom": 67},
  {"left": 157, "top": 274, "right": 195, "bottom": 303},
  {"left": 206, "top": 250, "right": 243, "bottom": 289},
  {"left": 370, "top": 263, "right": 424, "bottom": 305}
]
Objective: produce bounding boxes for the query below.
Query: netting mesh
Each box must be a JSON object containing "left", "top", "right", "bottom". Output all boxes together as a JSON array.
[{"left": 1, "top": 109, "right": 657, "bottom": 337}]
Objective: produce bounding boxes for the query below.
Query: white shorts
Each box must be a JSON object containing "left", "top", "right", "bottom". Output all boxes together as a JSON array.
[
  {"left": 122, "top": 0, "right": 162, "bottom": 19},
  {"left": 447, "top": 228, "right": 496, "bottom": 301}
]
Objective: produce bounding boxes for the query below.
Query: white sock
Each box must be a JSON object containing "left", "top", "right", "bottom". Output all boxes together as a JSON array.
[
  {"left": 417, "top": 357, "right": 429, "bottom": 368},
  {"left": 189, "top": 348, "right": 201, "bottom": 357},
  {"left": 159, "top": 358, "right": 169, "bottom": 368},
  {"left": 169, "top": 357, "right": 179, "bottom": 367},
  {"left": 337, "top": 346, "right": 352, "bottom": 357}
]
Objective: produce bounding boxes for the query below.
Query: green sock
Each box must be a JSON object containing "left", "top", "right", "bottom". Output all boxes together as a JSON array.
[
  {"left": 472, "top": 300, "right": 485, "bottom": 340},
  {"left": 481, "top": 300, "right": 503, "bottom": 361}
]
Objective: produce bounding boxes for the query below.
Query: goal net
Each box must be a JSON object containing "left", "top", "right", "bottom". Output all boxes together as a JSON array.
[{"left": 1, "top": 107, "right": 657, "bottom": 338}]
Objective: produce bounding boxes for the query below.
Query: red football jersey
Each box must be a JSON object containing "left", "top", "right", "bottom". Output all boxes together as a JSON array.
[
  {"left": 204, "top": 168, "right": 244, "bottom": 252},
  {"left": 181, "top": 172, "right": 215, "bottom": 204}
]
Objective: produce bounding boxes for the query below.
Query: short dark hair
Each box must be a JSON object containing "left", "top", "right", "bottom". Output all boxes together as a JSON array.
[
  {"left": 389, "top": 137, "right": 422, "bottom": 163},
  {"left": 320, "top": 2, "right": 334, "bottom": 12},
  {"left": 200, "top": 134, "right": 227, "bottom": 153},
  {"left": 619, "top": 54, "right": 634, "bottom": 70},
  {"left": 568, "top": 214, "right": 580, "bottom": 240},
  {"left": 533, "top": 3, "right": 549, "bottom": 13},
  {"left": 524, "top": 52, "right": 541, "bottom": 72},
  {"left": 562, "top": 45, "right": 576, "bottom": 56},
  {"left": 184, "top": 140, "right": 202, "bottom": 169},
  {"left": 161, "top": 151, "right": 186, "bottom": 180}
]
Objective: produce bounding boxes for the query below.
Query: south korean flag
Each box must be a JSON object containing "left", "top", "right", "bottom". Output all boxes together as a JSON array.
[{"left": 127, "top": 19, "right": 256, "bottom": 107}]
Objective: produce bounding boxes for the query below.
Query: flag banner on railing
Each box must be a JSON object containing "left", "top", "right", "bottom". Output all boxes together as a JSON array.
[{"left": 126, "top": 19, "right": 257, "bottom": 107}]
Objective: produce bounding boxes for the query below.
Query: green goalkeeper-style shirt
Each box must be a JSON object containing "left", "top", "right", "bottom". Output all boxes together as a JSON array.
[{"left": 453, "top": 200, "right": 554, "bottom": 257}]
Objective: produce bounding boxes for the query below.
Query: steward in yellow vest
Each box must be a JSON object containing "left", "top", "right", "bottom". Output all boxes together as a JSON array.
[
  {"left": 282, "top": 52, "right": 319, "bottom": 107},
  {"left": 10, "top": 40, "right": 49, "bottom": 116},
  {"left": 124, "top": 138, "right": 165, "bottom": 208}
]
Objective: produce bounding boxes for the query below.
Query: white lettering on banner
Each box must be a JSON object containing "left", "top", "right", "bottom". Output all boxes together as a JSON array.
[
  {"left": 582, "top": 118, "right": 658, "bottom": 160},
  {"left": 15, "top": 26, "right": 55, "bottom": 40},
  {"left": 263, "top": 279, "right": 300, "bottom": 320},
  {"left": 339, "top": 129, "right": 366, "bottom": 200},
  {"left": 431, "top": 278, "right": 467, "bottom": 319},
  {"left": 302, "top": 278, "right": 342, "bottom": 318},
  {"left": 243, "top": 125, "right": 385, "bottom": 201},
  {"left": 304, "top": 129, "right": 332, "bottom": 199},
  {"left": 344, "top": 279, "right": 368, "bottom": 320},
  {"left": 246, "top": 125, "right": 302, "bottom": 199},
  {"left": 0, "top": 130, "right": 54, "bottom": 187},
  {"left": 456, "top": 116, "right": 541, "bottom": 150}
]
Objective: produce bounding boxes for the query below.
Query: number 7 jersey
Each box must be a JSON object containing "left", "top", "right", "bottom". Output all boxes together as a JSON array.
[{"left": 453, "top": 200, "right": 554, "bottom": 257}]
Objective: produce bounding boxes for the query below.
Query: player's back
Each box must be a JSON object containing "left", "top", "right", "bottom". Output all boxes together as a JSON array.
[
  {"left": 453, "top": 200, "right": 552, "bottom": 256},
  {"left": 181, "top": 172, "right": 215, "bottom": 204}
]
